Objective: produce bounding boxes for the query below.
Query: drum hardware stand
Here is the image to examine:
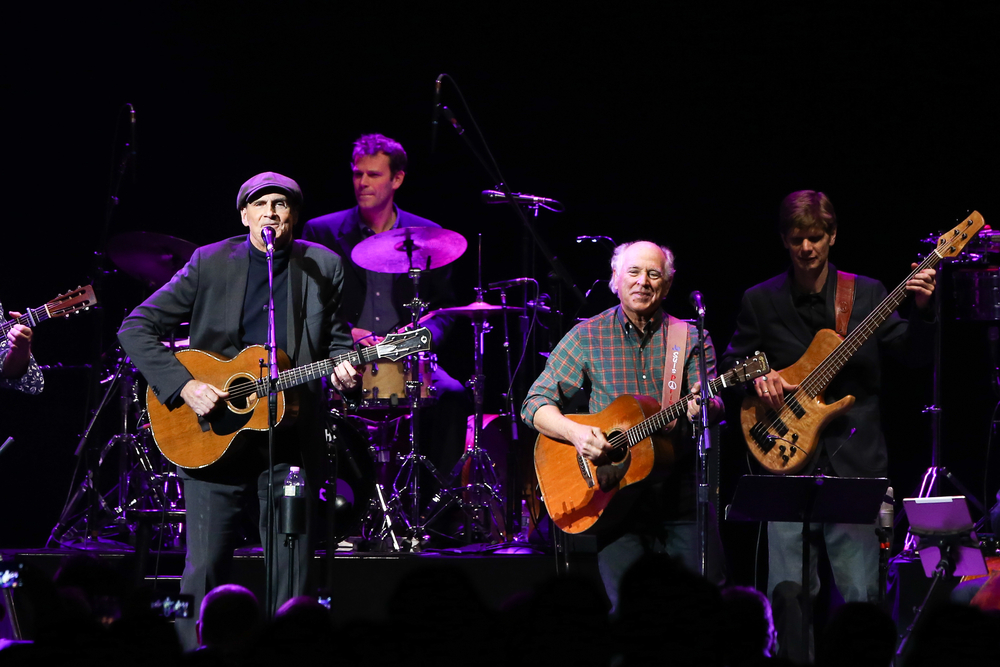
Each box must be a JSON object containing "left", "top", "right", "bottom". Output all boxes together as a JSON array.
[
  {"left": 384, "top": 248, "right": 446, "bottom": 548},
  {"left": 351, "top": 413, "right": 407, "bottom": 551},
  {"left": 443, "top": 290, "right": 506, "bottom": 544},
  {"left": 49, "top": 346, "right": 182, "bottom": 548},
  {"left": 903, "top": 262, "right": 985, "bottom": 551}
]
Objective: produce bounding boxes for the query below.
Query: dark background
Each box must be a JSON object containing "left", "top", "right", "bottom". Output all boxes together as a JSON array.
[{"left": 3, "top": 3, "right": 999, "bottom": 586}]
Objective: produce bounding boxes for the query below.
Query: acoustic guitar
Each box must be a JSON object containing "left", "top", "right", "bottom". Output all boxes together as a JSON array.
[
  {"left": 534, "top": 352, "right": 770, "bottom": 534},
  {"left": 742, "top": 211, "right": 985, "bottom": 474},
  {"left": 1, "top": 285, "right": 97, "bottom": 334},
  {"left": 146, "top": 328, "right": 432, "bottom": 469}
]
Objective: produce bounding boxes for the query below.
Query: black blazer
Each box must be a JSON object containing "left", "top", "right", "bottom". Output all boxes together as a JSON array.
[
  {"left": 119, "top": 235, "right": 354, "bottom": 406},
  {"left": 721, "top": 264, "right": 934, "bottom": 478}
]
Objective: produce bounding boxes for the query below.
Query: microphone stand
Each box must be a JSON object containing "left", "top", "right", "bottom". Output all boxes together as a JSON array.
[
  {"left": 692, "top": 304, "right": 712, "bottom": 578},
  {"left": 263, "top": 232, "right": 280, "bottom": 617},
  {"left": 432, "top": 74, "right": 586, "bottom": 309},
  {"left": 434, "top": 74, "right": 586, "bottom": 549}
]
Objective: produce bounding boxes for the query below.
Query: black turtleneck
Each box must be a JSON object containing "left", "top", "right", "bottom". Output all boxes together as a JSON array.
[{"left": 241, "top": 242, "right": 289, "bottom": 353}]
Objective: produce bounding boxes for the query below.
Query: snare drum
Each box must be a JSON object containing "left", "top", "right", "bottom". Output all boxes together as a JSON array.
[{"left": 360, "top": 352, "right": 437, "bottom": 409}]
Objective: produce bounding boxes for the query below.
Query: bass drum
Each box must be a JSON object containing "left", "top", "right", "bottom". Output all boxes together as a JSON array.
[{"left": 320, "top": 412, "right": 375, "bottom": 543}]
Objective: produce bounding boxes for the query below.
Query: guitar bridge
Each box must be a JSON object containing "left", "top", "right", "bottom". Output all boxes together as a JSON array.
[
  {"left": 750, "top": 411, "right": 788, "bottom": 454},
  {"left": 750, "top": 422, "right": 774, "bottom": 453},
  {"left": 577, "top": 453, "right": 595, "bottom": 488}
]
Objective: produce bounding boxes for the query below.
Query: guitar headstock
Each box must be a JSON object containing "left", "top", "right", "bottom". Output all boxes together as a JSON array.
[
  {"left": 726, "top": 351, "right": 770, "bottom": 385},
  {"left": 936, "top": 211, "right": 986, "bottom": 259},
  {"left": 47, "top": 285, "right": 98, "bottom": 319},
  {"left": 377, "top": 327, "right": 433, "bottom": 361}
]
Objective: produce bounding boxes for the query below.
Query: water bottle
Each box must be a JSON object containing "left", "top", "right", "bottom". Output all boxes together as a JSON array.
[{"left": 280, "top": 466, "right": 307, "bottom": 535}]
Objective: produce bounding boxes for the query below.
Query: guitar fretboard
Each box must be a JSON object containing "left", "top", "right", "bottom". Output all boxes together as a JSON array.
[
  {"left": 608, "top": 371, "right": 733, "bottom": 451},
  {"left": 798, "top": 248, "right": 942, "bottom": 399},
  {"left": 0, "top": 305, "right": 51, "bottom": 336},
  {"left": 222, "top": 346, "right": 385, "bottom": 401}
]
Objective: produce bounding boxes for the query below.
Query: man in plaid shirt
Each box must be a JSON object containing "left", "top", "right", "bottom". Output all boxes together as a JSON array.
[{"left": 521, "top": 241, "right": 725, "bottom": 612}]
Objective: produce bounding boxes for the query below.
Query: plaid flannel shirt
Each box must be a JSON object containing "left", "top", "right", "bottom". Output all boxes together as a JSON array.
[{"left": 521, "top": 305, "right": 717, "bottom": 426}]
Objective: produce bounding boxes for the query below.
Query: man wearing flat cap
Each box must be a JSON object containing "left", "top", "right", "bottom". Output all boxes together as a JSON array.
[{"left": 119, "top": 172, "right": 358, "bottom": 649}]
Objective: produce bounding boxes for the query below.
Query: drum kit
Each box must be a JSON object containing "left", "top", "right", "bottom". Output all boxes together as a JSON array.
[
  {"left": 49, "top": 231, "right": 196, "bottom": 549},
  {"left": 329, "top": 225, "right": 535, "bottom": 551},
  {"left": 50, "top": 225, "right": 541, "bottom": 554}
]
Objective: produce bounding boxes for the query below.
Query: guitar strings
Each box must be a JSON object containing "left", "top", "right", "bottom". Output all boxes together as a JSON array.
[
  {"left": 0, "top": 304, "right": 49, "bottom": 335},
  {"left": 758, "top": 249, "right": 940, "bottom": 444},
  {"left": 218, "top": 342, "right": 394, "bottom": 402},
  {"left": 605, "top": 373, "right": 727, "bottom": 452}
]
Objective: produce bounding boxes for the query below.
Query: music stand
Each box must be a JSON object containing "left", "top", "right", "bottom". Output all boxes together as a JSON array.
[
  {"left": 727, "top": 475, "right": 888, "bottom": 657},
  {"left": 895, "top": 496, "right": 987, "bottom": 662}
]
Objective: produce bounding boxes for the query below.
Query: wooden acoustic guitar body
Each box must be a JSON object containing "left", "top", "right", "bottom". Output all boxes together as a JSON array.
[
  {"left": 146, "top": 345, "right": 296, "bottom": 469},
  {"left": 741, "top": 329, "right": 856, "bottom": 475},
  {"left": 534, "top": 394, "right": 672, "bottom": 534}
]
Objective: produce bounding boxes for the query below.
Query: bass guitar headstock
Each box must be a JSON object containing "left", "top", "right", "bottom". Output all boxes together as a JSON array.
[{"left": 936, "top": 211, "right": 985, "bottom": 259}]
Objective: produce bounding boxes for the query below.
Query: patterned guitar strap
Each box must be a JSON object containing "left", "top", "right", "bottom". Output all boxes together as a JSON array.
[{"left": 661, "top": 314, "right": 689, "bottom": 411}]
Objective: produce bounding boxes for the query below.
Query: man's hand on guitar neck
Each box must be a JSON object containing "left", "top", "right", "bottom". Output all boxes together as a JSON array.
[
  {"left": 753, "top": 370, "right": 799, "bottom": 411},
  {"left": 329, "top": 359, "right": 361, "bottom": 393},
  {"left": 180, "top": 380, "right": 230, "bottom": 418},
  {"left": 533, "top": 405, "right": 613, "bottom": 463},
  {"left": 907, "top": 264, "right": 936, "bottom": 311},
  {"left": 2, "top": 312, "right": 33, "bottom": 379}
]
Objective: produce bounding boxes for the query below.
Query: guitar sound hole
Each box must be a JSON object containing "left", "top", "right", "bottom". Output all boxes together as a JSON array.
[
  {"left": 606, "top": 431, "right": 626, "bottom": 464},
  {"left": 227, "top": 377, "right": 257, "bottom": 410}
]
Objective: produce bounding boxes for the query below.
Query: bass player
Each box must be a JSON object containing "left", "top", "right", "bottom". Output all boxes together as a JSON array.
[
  {"left": 521, "top": 240, "right": 725, "bottom": 613},
  {"left": 720, "top": 190, "right": 937, "bottom": 664}
]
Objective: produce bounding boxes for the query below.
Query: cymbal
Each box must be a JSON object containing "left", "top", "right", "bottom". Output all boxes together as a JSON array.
[
  {"left": 431, "top": 301, "right": 525, "bottom": 317},
  {"left": 108, "top": 231, "right": 197, "bottom": 288},
  {"left": 351, "top": 227, "right": 467, "bottom": 273}
]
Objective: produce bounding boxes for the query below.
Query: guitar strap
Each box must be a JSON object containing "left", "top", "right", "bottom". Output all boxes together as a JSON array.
[
  {"left": 660, "top": 314, "right": 689, "bottom": 408},
  {"left": 835, "top": 271, "right": 856, "bottom": 337}
]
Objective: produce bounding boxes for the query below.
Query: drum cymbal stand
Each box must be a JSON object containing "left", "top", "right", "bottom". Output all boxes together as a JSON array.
[
  {"left": 389, "top": 261, "right": 448, "bottom": 549},
  {"left": 445, "top": 295, "right": 506, "bottom": 544},
  {"left": 48, "top": 346, "right": 182, "bottom": 548}
]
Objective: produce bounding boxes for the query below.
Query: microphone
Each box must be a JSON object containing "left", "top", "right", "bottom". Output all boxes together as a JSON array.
[
  {"left": 261, "top": 227, "right": 275, "bottom": 253},
  {"left": 690, "top": 291, "right": 706, "bottom": 317},
  {"left": 440, "top": 105, "right": 464, "bottom": 135},
  {"left": 128, "top": 103, "right": 137, "bottom": 182},
  {"left": 431, "top": 75, "right": 443, "bottom": 154},
  {"left": 488, "top": 277, "right": 533, "bottom": 290},
  {"left": 482, "top": 190, "right": 560, "bottom": 205}
]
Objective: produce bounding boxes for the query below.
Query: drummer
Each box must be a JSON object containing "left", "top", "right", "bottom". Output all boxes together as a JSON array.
[{"left": 303, "top": 134, "right": 469, "bottom": 517}]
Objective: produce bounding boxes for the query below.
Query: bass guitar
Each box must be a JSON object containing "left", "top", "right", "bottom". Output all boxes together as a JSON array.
[
  {"left": 742, "top": 211, "right": 985, "bottom": 474},
  {"left": 146, "top": 327, "right": 432, "bottom": 469},
  {"left": 1, "top": 285, "right": 98, "bottom": 334},
  {"left": 534, "top": 352, "right": 770, "bottom": 534}
]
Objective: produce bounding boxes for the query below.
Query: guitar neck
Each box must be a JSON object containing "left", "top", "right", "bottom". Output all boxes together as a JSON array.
[
  {"left": 799, "top": 251, "right": 942, "bottom": 398},
  {"left": 266, "top": 345, "right": 382, "bottom": 394},
  {"left": 621, "top": 373, "right": 729, "bottom": 447},
  {"left": 0, "top": 304, "right": 52, "bottom": 336}
]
